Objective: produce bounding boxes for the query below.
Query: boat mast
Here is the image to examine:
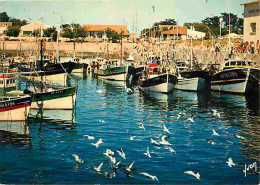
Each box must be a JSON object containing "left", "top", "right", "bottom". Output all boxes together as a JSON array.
[
  {"left": 56, "top": 30, "right": 59, "bottom": 63},
  {"left": 120, "top": 33, "right": 123, "bottom": 66},
  {"left": 190, "top": 26, "right": 193, "bottom": 70}
]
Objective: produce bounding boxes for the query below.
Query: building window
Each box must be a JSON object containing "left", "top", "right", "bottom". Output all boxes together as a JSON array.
[{"left": 250, "top": 23, "right": 256, "bottom": 35}]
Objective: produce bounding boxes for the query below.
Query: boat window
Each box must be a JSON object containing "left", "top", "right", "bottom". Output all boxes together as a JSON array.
[
  {"left": 237, "top": 61, "right": 242, "bottom": 66},
  {"left": 230, "top": 61, "right": 236, "bottom": 65},
  {"left": 6, "top": 80, "right": 9, "bottom": 84},
  {"left": 0, "top": 80, "right": 3, "bottom": 84},
  {"left": 241, "top": 61, "right": 246, "bottom": 66},
  {"left": 225, "top": 62, "right": 230, "bottom": 66}
]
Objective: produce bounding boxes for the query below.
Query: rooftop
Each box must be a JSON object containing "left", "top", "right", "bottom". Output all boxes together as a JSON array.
[
  {"left": 241, "top": 0, "right": 260, "bottom": 5},
  {"left": 83, "top": 24, "right": 128, "bottom": 35}
]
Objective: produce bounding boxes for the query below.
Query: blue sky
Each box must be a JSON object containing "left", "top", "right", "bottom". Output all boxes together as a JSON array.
[{"left": 0, "top": 0, "right": 245, "bottom": 35}]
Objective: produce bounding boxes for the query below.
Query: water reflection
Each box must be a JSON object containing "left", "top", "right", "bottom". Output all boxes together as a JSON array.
[{"left": 0, "top": 121, "right": 31, "bottom": 146}]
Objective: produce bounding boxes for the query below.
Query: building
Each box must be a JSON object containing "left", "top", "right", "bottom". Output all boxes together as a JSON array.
[
  {"left": 242, "top": 0, "right": 260, "bottom": 43},
  {"left": 82, "top": 24, "right": 128, "bottom": 38},
  {"left": 0, "top": 22, "right": 12, "bottom": 35},
  {"left": 161, "top": 25, "right": 206, "bottom": 40},
  {"left": 162, "top": 26, "right": 187, "bottom": 40},
  {"left": 20, "top": 21, "right": 50, "bottom": 37},
  {"left": 128, "top": 33, "right": 137, "bottom": 42}
]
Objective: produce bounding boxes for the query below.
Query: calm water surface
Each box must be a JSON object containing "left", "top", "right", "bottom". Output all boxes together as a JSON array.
[{"left": 0, "top": 73, "right": 259, "bottom": 184}]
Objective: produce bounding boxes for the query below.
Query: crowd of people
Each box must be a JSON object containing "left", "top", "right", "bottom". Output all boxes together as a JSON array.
[{"left": 236, "top": 40, "right": 260, "bottom": 54}]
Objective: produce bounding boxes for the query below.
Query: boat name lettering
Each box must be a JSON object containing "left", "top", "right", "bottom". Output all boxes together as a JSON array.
[
  {"left": 220, "top": 72, "right": 238, "bottom": 79},
  {"left": 51, "top": 90, "right": 64, "bottom": 94},
  {"left": 0, "top": 101, "right": 16, "bottom": 108}
]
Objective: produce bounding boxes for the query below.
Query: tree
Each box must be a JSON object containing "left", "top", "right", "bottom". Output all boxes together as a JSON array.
[
  {"left": 43, "top": 27, "right": 58, "bottom": 41},
  {"left": 6, "top": 26, "right": 20, "bottom": 37},
  {"left": 105, "top": 28, "right": 120, "bottom": 43},
  {"left": 0, "top": 12, "right": 10, "bottom": 22},
  {"left": 60, "top": 24, "right": 88, "bottom": 40},
  {"left": 9, "top": 18, "right": 27, "bottom": 27}
]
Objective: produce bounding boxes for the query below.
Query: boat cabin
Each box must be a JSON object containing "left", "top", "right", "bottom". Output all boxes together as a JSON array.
[
  {"left": 0, "top": 74, "right": 16, "bottom": 94},
  {"left": 223, "top": 60, "right": 252, "bottom": 70},
  {"left": 175, "top": 61, "right": 188, "bottom": 71}
]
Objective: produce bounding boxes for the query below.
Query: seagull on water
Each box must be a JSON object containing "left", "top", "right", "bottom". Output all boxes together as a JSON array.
[
  {"left": 165, "top": 147, "right": 176, "bottom": 154},
  {"left": 105, "top": 172, "right": 116, "bottom": 179},
  {"left": 91, "top": 138, "right": 103, "bottom": 148},
  {"left": 186, "top": 115, "right": 195, "bottom": 123},
  {"left": 126, "top": 161, "right": 135, "bottom": 172},
  {"left": 151, "top": 138, "right": 160, "bottom": 145},
  {"left": 206, "top": 139, "right": 215, "bottom": 145},
  {"left": 212, "top": 109, "right": 221, "bottom": 117},
  {"left": 236, "top": 135, "right": 246, "bottom": 140},
  {"left": 99, "top": 120, "right": 105, "bottom": 124},
  {"left": 177, "top": 114, "right": 181, "bottom": 119},
  {"left": 138, "top": 123, "right": 146, "bottom": 130},
  {"left": 130, "top": 135, "right": 136, "bottom": 141},
  {"left": 96, "top": 89, "right": 102, "bottom": 94},
  {"left": 159, "top": 135, "right": 171, "bottom": 145},
  {"left": 143, "top": 147, "right": 151, "bottom": 158},
  {"left": 163, "top": 123, "right": 172, "bottom": 134},
  {"left": 226, "top": 158, "right": 235, "bottom": 167},
  {"left": 103, "top": 148, "right": 114, "bottom": 157},
  {"left": 83, "top": 134, "right": 95, "bottom": 140},
  {"left": 184, "top": 171, "right": 200, "bottom": 180},
  {"left": 212, "top": 129, "right": 220, "bottom": 136},
  {"left": 94, "top": 162, "right": 103, "bottom": 173},
  {"left": 116, "top": 148, "right": 126, "bottom": 159},
  {"left": 72, "top": 154, "right": 84, "bottom": 163},
  {"left": 140, "top": 172, "right": 159, "bottom": 182}
]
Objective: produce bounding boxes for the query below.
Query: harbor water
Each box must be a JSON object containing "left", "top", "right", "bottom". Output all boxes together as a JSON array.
[{"left": 0, "top": 73, "right": 259, "bottom": 184}]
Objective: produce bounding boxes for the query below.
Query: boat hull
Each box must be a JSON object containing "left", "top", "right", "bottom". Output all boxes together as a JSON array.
[
  {"left": 30, "top": 86, "right": 77, "bottom": 110},
  {"left": 0, "top": 96, "right": 32, "bottom": 121},
  {"left": 211, "top": 68, "right": 260, "bottom": 94},
  {"left": 139, "top": 73, "right": 177, "bottom": 93},
  {"left": 175, "top": 70, "right": 210, "bottom": 91},
  {"left": 97, "top": 66, "right": 126, "bottom": 81}
]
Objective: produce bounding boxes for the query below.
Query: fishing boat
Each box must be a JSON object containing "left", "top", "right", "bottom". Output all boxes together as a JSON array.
[
  {"left": 19, "top": 40, "right": 75, "bottom": 84},
  {"left": 138, "top": 63, "right": 177, "bottom": 93},
  {"left": 25, "top": 86, "right": 77, "bottom": 110},
  {"left": 0, "top": 96, "right": 32, "bottom": 121},
  {"left": 211, "top": 60, "right": 260, "bottom": 95},
  {"left": 97, "top": 61, "right": 126, "bottom": 81},
  {"left": 0, "top": 74, "right": 16, "bottom": 95}
]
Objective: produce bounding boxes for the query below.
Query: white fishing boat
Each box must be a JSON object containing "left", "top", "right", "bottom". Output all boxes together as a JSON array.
[{"left": 211, "top": 60, "right": 260, "bottom": 94}]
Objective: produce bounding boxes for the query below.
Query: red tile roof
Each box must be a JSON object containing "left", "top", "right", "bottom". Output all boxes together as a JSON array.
[
  {"left": 162, "top": 26, "right": 187, "bottom": 35},
  {"left": 0, "top": 22, "right": 12, "bottom": 27},
  {"left": 83, "top": 24, "right": 128, "bottom": 35}
]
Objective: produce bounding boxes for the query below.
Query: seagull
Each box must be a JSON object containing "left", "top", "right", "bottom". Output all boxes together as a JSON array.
[
  {"left": 154, "top": 146, "right": 161, "bottom": 149},
  {"left": 159, "top": 135, "right": 171, "bottom": 145},
  {"left": 108, "top": 155, "right": 116, "bottom": 165},
  {"left": 103, "top": 149, "right": 114, "bottom": 157},
  {"left": 105, "top": 172, "right": 116, "bottom": 179},
  {"left": 91, "top": 138, "right": 103, "bottom": 148},
  {"left": 212, "top": 109, "right": 221, "bottom": 117},
  {"left": 184, "top": 171, "right": 200, "bottom": 180},
  {"left": 130, "top": 136, "right": 136, "bottom": 141},
  {"left": 94, "top": 162, "right": 103, "bottom": 173},
  {"left": 177, "top": 114, "right": 181, "bottom": 119},
  {"left": 163, "top": 124, "right": 172, "bottom": 134},
  {"left": 116, "top": 148, "right": 126, "bottom": 159},
  {"left": 126, "top": 88, "right": 134, "bottom": 94},
  {"left": 138, "top": 123, "right": 146, "bottom": 130},
  {"left": 72, "top": 154, "right": 84, "bottom": 163},
  {"left": 143, "top": 147, "right": 151, "bottom": 158},
  {"left": 99, "top": 120, "right": 105, "bottom": 124},
  {"left": 140, "top": 172, "right": 159, "bottom": 182},
  {"left": 236, "top": 135, "right": 246, "bottom": 140},
  {"left": 226, "top": 158, "right": 235, "bottom": 167},
  {"left": 165, "top": 147, "right": 176, "bottom": 154},
  {"left": 212, "top": 129, "right": 220, "bottom": 136},
  {"left": 151, "top": 138, "right": 160, "bottom": 145},
  {"left": 186, "top": 115, "right": 195, "bottom": 123},
  {"left": 83, "top": 134, "right": 95, "bottom": 140},
  {"left": 96, "top": 89, "right": 102, "bottom": 94},
  {"left": 206, "top": 139, "right": 215, "bottom": 145},
  {"left": 126, "top": 161, "right": 135, "bottom": 172}
]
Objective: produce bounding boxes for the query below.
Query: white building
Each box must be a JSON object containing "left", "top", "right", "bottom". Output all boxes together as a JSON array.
[
  {"left": 242, "top": 0, "right": 260, "bottom": 43},
  {"left": 20, "top": 21, "right": 50, "bottom": 37},
  {"left": 187, "top": 26, "right": 206, "bottom": 39}
]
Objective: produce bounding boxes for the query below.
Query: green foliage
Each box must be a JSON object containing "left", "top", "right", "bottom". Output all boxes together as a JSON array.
[
  {"left": 32, "top": 29, "right": 40, "bottom": 37},
  {"left": 60, "top": 24, "right": 88, "bottom": 40},
  {"left": 43, "top": 27, "right": 58, "bottom": 41},
  {"left": 10, "top": 18, "right": 27, "bottom": 27},
  {"left": 0, "top": 12, "right": 10, "bottom": 22},
  {"left": 105, "top": 28, "right": 120, "bottom": 43},
  {"left": 153, "top": 18, "right": 176, "bottom": 28},
  {"left": 6, "top": 26, "right": 20, "bottom": 37}
]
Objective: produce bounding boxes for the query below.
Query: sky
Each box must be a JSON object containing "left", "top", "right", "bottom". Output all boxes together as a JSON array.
[{"left": 0, "top": 0, "right": 245, "bottom": 35}]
